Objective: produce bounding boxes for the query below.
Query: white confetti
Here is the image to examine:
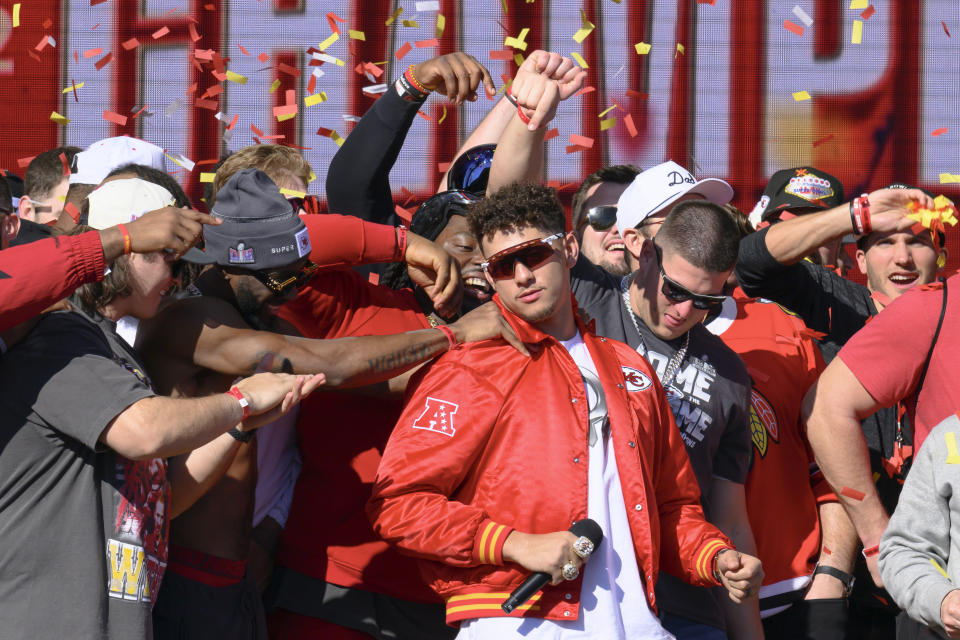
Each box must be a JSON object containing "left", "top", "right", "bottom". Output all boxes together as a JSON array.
[
  {"left": 415, "top": 1, "right": 440, "bottom": 10},
  {"left": 164, "top": 99, "right": 182, "bottom": 117},
  {"left": 792, "top": 5, "right": 813, "bottom": 27},
  {"left": 362, "top": 83, "right": 388, "bottom": 94},
  {"left": 342, "top": 114, "right": 362, "bottom": 122}
]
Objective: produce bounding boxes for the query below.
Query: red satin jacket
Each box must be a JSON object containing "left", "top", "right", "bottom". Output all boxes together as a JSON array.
[{"left": 368, "top": 296, "right": 733, "bottom": 625}]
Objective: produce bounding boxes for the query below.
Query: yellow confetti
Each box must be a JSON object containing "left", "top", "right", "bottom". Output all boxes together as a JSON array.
[
  {"left": 513, "top": 53, "right": 524, "bottom": 67},
  {"left": 12, "top": 3, "right": 20, "bottom": 27},
  {"left": 940, "top": 173, "right": 960, "bottom": 184},
  {"left": 304, "top": 91, "right": 328, "bottom": 107},
  {"left": 401, "top": 19, "right": 419, "bottom": 28},
  {"left": 49, "top": 111, "right": 70, "bottom": 125},
  {"left": 573, "top": 9, "right": 595, "bottom": 44},
  {"left": 277, "top": 112, "right": 296, "bottom": 122},
  {"left": 348, "top": 30, "right": 365, "bottom": 41},
  {"left": 849, "top": 0, "right": 868, "bottom": 8},
  {"left": 598, "top": 104, "right": 617, "bottom": 118},
  {"left": 852, "top": 20, "right": 863, "bottom": 44},
  {"left": 309, "top": 171, "right": 317, "bottom": 183},
  {"left": 438, "top": 105, "right": 447, "bottom": 125},
  {"left": 385, "top": 7, "right": 403, "bottom": 25},
  {"left": 225, "top": 70, "right": 247, "bottom": 84},
  {"left": 600, "top": 117, "right": 616, "bottom": 131},
  {"left": 676, "top": 43, "right": 685, "bottom": 57},
  {"left": 571, "top": 51, "right": 588, "bottom": 69},
  {"left": 318, "top": 31, "right": 339, "bottom": 51},
  {"left": 269, "top": 79, "right": 281, "bottom": 93},
  {"left": 436, "top": 14, "right": 445, "bottom": 39},
  {"left": 634, "top": 42, "right": 651, "bottom": 55},
  {"left": 199, "top": 173, "right": 216, "bottom": 183},
  {"left": 872, "top": 471, "right": 881, "bottom": 483},
  {"left": 907, "top": 196, "right": 960, "bottom": 230},
  {"left": 505, "top": 27, "right": 530, "bottom": 51},
  {"left": 793, "top": 90, "right": 811, "bottom": 101},
  {"left": 501, "top": 0, "right": 507, "bottom": 13},
  {"left": 330, "top": 131, "right": 345, "bottom": 147},
  {"left": 61, "top": 82, "right": 85, "bottom": 93},
  {"left": 279, "top": 188, "right": 307, "bottom": 198},
  {"left": 931, "top": 558, "right": 951, "bottom": 579}
]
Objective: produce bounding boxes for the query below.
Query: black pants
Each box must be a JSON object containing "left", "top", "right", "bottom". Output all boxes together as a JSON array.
[
  {"left": 153, "top": 570, "right": 267, "bottom": 640},
  {"left": 762, "top": 599, "right": 849, "bottom": 640}
]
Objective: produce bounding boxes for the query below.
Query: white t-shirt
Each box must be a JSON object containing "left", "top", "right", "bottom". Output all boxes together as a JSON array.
[{"left": 458, "top": 332, "right": 672, "bottom": 640}]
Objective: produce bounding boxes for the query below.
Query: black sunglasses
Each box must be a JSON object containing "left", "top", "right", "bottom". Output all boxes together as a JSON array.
[
  {"left": 481, "top": 232, "right": 564, "bottom": 280},
  {"left": 250, "top": 260, "right": 320, "bottom": 295},
  {"left": 577, "top": 205, "right": 618, "bottom": 232},
  {"left": 653, "top": 242, "right": 726, "bottom": 310}
]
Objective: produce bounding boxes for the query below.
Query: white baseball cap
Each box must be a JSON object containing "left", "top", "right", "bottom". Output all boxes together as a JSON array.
[
  {"left": 87, "top": 178, "right": 214, "bottom": 263},
  {"left": 616, "top": 160, "right": 734, "bottom": 231},
  {"left": 70, "top": 136, "right": 167, "bottom": 185}
]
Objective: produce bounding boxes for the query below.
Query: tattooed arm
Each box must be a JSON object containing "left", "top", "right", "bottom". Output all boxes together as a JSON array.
[{"left": 147, "top": 297, "right": 528, "bottom": 388}]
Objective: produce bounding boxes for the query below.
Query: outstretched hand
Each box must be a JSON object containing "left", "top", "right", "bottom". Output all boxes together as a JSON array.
[{"left": 412, "top": 52, "right": 496, "bottom": 105}]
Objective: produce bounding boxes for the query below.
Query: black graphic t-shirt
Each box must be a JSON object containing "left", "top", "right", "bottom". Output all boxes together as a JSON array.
[
  {"left": 571, "top": 256, "right": 752, "bottom": 628},
  {"left": 0, "top": 307, "right": 167, "bottom": 639}
]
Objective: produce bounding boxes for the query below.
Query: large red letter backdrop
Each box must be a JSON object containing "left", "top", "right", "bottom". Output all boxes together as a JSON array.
[{"left": 0, "top": 1, "right": 957, "bottom": 245}]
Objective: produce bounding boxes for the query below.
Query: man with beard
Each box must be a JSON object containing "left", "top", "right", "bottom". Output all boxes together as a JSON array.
[
  {"left": 137, "top": 168, "right": 520, "bottom": 639},
  {"left": 569, "top": 165, "right": 641, "bottom": 277}
]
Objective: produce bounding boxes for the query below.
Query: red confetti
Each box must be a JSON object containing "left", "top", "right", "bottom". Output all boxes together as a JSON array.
[
  {"left": 35, "top": 36, "right": 53, "bottom": 52},
  {"left": 783, "top": 19, "right": 804, "bottom": 37},
  {"left": 186, "top": 83, "right": 198, "bottom": 95},
  {"left": 251, "top": 123, "right": 265, "bottom": 137},
  {"left": 368, "top": 272, "right": 380, "bottom": 285},
  {"left": 943, "top": 21, "right": 951, "bottom": 38},
  {"left": 569, "top": 134, "right": 594, "bottom": 148},
  {"left": 624, "top": 113, "right": 638, "bottom": 138},
  {"left": 316, "top": 127, "right": 333, "bottom": 137},
  {"left": 43, "top": 18, "right": 54, "bottom": 29},
  {"left": 543, "top": 128, "right": 559, "bottom": 142},
  {"left": 307, "top": 75, "right": 317, "bottom": 94},
  {"left": 697, "top": 0, "right": 716, "bottom": 4},
  {"left": 573, "top": 86, "right": 595, "bottom": 98},
  {"left": 196, "top": 99, "right": 219, "bottom": 111},
  {"left": 812, "top": 134, "right": 835, "bottom": 147},
  {"left": 16, "top": 156, "right": 36, "bottom": 169},
  {"left": 188, "top": 23, "right": 201, "bottom": 42},
  {"left": 70, "top": 79, "right": 80, "bottom": 102},
  {"left": 840, "top": 487, "right": 866, "bottom": 501},
  {"left": 102, "top": 110, "right": 128, "bottom": 126},
  {"left": 238, "top": 44, "right": 250, "bottom": 56},
  {"left": 932, "top": 127, "right": 949, "bottom": 136},
  {"left": 489, "top": 49, "right": 514, "bottom": 60},
  {"left": 94, "top": 52, "right": 113, "bottom": 70},
  {"left": 415, "top": 38, "right": 439, "bottom": 48},
  {"left": 91, "top": 23, "right": 100, "bottom": 30},
  {"left": 226, "top": 113, "right": 239, "bottom": 130},
  {"left": 59, "top": 152, "right": 70, "bottom": 177},
  {"left": 416, "top": 111, "right": 432, "bottom": 122},
  {"left": 201, "top": 84, "right": 223, "bottom": 99},
  {"left": 565, "top": 145, "right": 588, "bottom": 154},
  {"left": 152, "top": 26, "right": 170, "bottom": 39},
  {"left": 395, "top": 204, "right": 413, "bottom": 223},
  {"left": 83, "top": 47, "right": 103, "bottom": 58},
  {"left": 28, "top": 51, "right": 41, "bottom": 62},
  {"left": 437, "top": 162, "right": 451, "bottom": 173},
  {"left": 626, "top": 89, "right": 649, "bottom": 100},
  {"left": 90, "top": 0, "right": 108, "bottom": 5},
  {"left": 823, "top": 546, "right": 832, "bottom": 555},
  {"left": 395, "top": 42, "right": 412, "bottom": 60},
  {"left": 64, "top": 202, "right": 81, "bottom": 224},
  {"left": 258, "top": 52, "right": 269, "bottom": 63},
  {"left": 861, "top": 6, "right": 875, "bottom": 20},
  {"left": 121, "top": 38, "right": 140, "bottom": 50},
  {"left": 278, "top": 62, "right": 301, "bottom": 77},
  {"left": 327, "top": 11, "right": 346, "bottom": 35},
  {"left": 203, "top": 3, "right": 215, "bottom": 9},
  {"left": 131, "top": 104, "right": 149, "bottom": 119}
]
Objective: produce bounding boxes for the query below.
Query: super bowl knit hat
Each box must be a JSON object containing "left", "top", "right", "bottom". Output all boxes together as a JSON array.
[{"left": 197, "top": 168, "right": 311, "bottom": 270}]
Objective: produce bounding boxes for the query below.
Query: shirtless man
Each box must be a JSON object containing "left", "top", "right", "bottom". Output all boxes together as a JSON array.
[{"left": 137, "top": 167, "right": 520, "bottom": 639}]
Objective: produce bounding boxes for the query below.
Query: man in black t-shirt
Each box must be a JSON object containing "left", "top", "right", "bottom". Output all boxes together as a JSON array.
[{"left": 572, "top": 194, "right": 759, "bottom": 639}]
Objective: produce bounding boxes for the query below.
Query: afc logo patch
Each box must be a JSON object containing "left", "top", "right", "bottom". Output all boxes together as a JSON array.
[
  {"left": 621, "top": 366, "right": 652, "bottom": 392},
  {"left": 412, "top": 397, "right": 459, "bottom": 437}
]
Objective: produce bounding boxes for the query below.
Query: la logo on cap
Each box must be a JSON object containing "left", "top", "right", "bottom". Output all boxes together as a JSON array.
[{"left": 229, "top": 242, "right": 255, "bottom": 264}]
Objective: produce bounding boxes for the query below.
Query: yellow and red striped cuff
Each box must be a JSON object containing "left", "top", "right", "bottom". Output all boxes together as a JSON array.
[
  {"left": 696, "top": 539, "right": 732, "bottom": 584},
  {"left": 445, "top": 592, "right": 542, "bottom": 623},
  {"left": 473, "top": 519, "right": 512, "bottom": 565}
]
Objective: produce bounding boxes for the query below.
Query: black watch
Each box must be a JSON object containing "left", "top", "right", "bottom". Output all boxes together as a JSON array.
[
  {"left": 812, "top": 564, "right": 855, "bottom": 597},
  {"left": 228, "top": 427, "right": 255, "bottom": 443}
]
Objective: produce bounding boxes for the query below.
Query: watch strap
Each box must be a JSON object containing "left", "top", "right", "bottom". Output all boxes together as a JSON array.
[
  {"left": 228, "top": 427, "right": 255, "bottom": 443},
  {"left": 813, "top": 564, "right": 855, "bottom": 595}
]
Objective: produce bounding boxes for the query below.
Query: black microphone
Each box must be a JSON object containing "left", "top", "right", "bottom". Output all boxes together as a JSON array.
[{"left": 501, "top": 518, "right": 603, "bottom": 614}]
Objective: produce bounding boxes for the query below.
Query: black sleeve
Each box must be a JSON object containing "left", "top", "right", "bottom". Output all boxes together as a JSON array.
[
  {"left": 325, "top": 84, "right": 424, "bottom": 226},
  {"left": 735, "top": 227, "right": 838, "bottom": 334},
  {"left": 570, "top": 253, "right": 619, "bottom": 314}
]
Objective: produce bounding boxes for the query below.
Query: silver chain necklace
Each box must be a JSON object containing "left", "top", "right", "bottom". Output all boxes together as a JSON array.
[{"left": 620, "top": 275, "right": 690, "bottom": 388}]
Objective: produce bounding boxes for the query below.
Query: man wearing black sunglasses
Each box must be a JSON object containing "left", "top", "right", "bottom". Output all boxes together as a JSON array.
[
  {"left": 571, "top": 199, "right": 760, "bottom": 639},
  {"left": 570, "top": 165, "right": 641, "bottom": 277}
]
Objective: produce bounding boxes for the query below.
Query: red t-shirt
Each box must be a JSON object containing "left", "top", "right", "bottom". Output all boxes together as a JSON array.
[
  {"left": 275, "top": 269, "right": 437, "bottom": 602},
  {"left": 709, "top": 289, "right": 827, "bottom": 595},
  {"left": 839, "top": 272, "right": 960, "bottom": 451}
]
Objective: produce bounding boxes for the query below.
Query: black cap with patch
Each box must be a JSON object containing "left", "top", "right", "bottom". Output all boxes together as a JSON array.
[{"left": 756, "top": 167, "right": 845, "bottom": 222}]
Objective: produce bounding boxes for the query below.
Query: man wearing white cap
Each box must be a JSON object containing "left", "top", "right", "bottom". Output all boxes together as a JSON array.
[{"left": 571, "top": 163, "right": 762, "bottom": 639}]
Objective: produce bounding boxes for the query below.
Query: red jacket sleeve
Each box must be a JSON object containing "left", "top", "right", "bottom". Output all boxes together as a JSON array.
[
  {"left": 366, "top": 359, "right": 514, "bottom": 568},
  {"left": 302, "top": 213, "right": 399, "bottom": 270},
  {"left": 0, "top": 231, "right": 105, "bottom": 333},
  {"left": 647, "top": 379, "right": 734, "bottom": 587}
]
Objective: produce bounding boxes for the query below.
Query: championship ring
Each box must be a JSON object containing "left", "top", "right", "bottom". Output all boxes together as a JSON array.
[
  {"left": 572, "top": 536, "right": 594, "bottom": 559},
  {"left": 561, "top": 561, "right": 580, "bottom": 581}
]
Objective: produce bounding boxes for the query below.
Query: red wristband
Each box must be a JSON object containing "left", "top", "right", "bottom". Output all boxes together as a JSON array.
[
  {"left": 226, "top": 386, "right": 250, "bottom": 420},
  {"left": 861, "top": 544, "right": 880, "bottom": 559},
  {"left": 395, "top": 225, "right": 408, "bottom": 261},
  {"left": 404, "top": 65, "right": 428, "bottom": 94},
  {"left": 436, "top": 325, "right": 458, "bottom": 350},
  {"left": 856, "top": 194, "right": 872, "bottom": 234},
  {"left": 516, "top": 102, "right": 532, "bottom": 126},
  {"left": 117, "top": 223, "right": 132, "bottom": 255}
]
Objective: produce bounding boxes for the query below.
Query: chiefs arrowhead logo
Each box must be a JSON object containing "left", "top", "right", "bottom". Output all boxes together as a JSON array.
[
  {"left": 621, "top": 366, "right": 652, "bottom": 392},
  {"left": 412, "top": 397, "right": 459, "bottom": 437}
]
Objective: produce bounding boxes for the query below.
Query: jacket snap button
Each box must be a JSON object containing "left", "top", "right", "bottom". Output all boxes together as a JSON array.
[
  {"left": 617, "top": 383, "right": 624, "bottom": 389},
  {"left": 563, "top": 611, "right": 571, "bottom": 617},
  {"left": 565, "top": 593, "right": 572, "bottom": 600},
  {"left": 628, "top": 441, "right": 635, "bottom": 448},
  {"left": 573, "top": 457, "right": 580, "bottom": 463},
  {"left": 635, "top": 504, "right": 642, "bottom": 511},
  {"left": 571, "top": 398, "right": 578, "bottom": 404}
]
